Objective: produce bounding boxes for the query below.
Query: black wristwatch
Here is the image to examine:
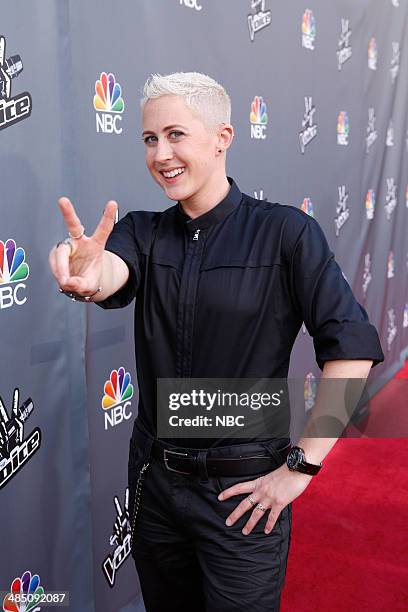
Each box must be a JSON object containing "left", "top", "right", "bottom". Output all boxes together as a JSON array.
[{"left": 286, "top": 446, "right": 322, "bottom": 476}]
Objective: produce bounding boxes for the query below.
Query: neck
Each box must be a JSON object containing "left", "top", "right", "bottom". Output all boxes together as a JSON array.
[{"left": 180, "top": 174, "right": 230, "bottom": 219}]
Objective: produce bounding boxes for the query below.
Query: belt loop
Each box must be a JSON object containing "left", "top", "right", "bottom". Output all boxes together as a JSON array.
[
  {"left": 197, "top": 450, "right": 209, "bottom": 483},
  {"left": 260, "top": 441, "right": 288, "bottom": 467}
]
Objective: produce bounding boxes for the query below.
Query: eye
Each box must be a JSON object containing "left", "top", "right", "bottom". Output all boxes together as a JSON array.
[
  {"left": 169, "top": 130, "right": 184, "bottom": 139},
  {"left": 143, "top": 135, "right": 157, "bottom": 145}
]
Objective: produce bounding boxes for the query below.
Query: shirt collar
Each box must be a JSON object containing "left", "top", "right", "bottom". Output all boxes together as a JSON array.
[{"left": 176, "top": 177, "right": 242, "bottom": 232}]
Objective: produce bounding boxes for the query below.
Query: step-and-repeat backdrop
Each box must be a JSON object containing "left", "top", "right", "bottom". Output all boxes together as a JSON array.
[{"left": 1, "top": 1, "right": 407, "bottom": 610}]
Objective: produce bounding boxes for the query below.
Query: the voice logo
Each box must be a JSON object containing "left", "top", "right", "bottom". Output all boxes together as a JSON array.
[
  {"left": 0, "top": 35, "right": 32, "bottom": 131},
  {"left": 0, "top": 388, "right": 41, "bottom": 490},
  {"left": 102, "top": 488, "right": 132, "bottom": 587}
]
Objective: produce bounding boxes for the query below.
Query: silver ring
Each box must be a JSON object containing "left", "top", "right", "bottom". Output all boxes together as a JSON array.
[
  {"left": 58, "top": 286, "right": 102, "bottom": 302},
  {"left": 247, "top": 496, "right": 257, "bottom": 507},
  {"left": 69, "top": 225, "right": 85, "bottom": 240},
  {"left": 256, "top": 503, "right": 268, "bottom": 512}
]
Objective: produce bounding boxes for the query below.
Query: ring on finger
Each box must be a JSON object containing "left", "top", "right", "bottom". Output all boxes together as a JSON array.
[
  {"left": 59, "top": 286, "right": 102, "bottom": 302},
  {"left": 69, "top": 225, "right": 85, "bottom": 240},
  {"left": 247, "top": 496, "right": 257, "bottom": 507},
  {"left": 256, "top": 502, "right": 269, "bottom": 512}
]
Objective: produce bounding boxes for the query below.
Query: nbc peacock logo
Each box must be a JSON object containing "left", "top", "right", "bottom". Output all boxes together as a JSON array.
[
  {"left": 93, "top": 71, "right": 124, "bottom": 135},
  {"left": 365, "top": 189, "right": 375, "bottom": 220},
  {"left": 337, "top": 111, "right": 349, "bottom": 146},
  {"left": 300, "top": 198, "right": 314, "bottom": 217},
  {"left": 101, "top": 367, "right": 133, "bottom": 430},
  {"left": 368, "top": 37, "right": 377, "bottom": 70},
  {"left": 387, "top": 251, "right": 395, "bottom": 279},
  {"left": 250, "top": 96, "right": 268, "bottom": 140},
  {"left": 403, "top": 304, "right": 408, "bottom": 329},
  {"left": 302, "top": 9, "right": 316, "bottom": 50},
  {"left": 304, "top": 373, "right": 316, "bottom": 412},
  {"left": 2, "top": 571, "right": 45, "bottom": 612},
  {"left": 0, "top": 239, "right": 29, "bottom": 310}
]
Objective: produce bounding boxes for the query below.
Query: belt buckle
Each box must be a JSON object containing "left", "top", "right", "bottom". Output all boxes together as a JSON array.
[{"left": 163, "top": 449, "right": 192, "bottom": 475}]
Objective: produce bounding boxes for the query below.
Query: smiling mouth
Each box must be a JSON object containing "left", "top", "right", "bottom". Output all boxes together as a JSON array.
[{"left": 160, "top": 167, "right": 186, "bottom": 179}]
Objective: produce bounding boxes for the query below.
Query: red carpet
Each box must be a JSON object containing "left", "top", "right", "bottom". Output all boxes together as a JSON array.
[{"left": 281, "top": 361, "right": 408, "bottom": 611}]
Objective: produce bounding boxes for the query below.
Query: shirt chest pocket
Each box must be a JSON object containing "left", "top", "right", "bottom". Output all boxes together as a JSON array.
[{"left": 197, "top": 258, "right": 284, "bottom": 320}]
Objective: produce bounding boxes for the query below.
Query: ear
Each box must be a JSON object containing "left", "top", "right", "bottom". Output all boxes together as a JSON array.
[{"left": 216, "top": 123, "right": 234, "bottom": 154}]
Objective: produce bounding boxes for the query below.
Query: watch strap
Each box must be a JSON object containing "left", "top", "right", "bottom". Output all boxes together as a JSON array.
[
  {"left": 287, "top": 446, "right": 322, "bottom": 475},
  {"left": 292, "top": 461, "right": 321, "bottom": 475}
]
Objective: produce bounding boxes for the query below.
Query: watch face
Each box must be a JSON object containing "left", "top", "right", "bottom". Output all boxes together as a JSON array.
[{"left": 287, "top": 447, "right": 302, "bottom": 469}]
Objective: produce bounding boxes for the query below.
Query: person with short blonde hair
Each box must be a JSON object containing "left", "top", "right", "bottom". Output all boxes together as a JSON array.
[
  {"left": 141, "top": 71, "right": 232, "bottom": 130},
  {"left": 49, "top": 71, "right": 383, "bottom": 611}
]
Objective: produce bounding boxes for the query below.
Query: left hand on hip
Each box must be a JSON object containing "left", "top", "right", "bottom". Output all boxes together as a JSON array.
[{"left": 218, "top": 463, "right": 313, "bottom": 535}]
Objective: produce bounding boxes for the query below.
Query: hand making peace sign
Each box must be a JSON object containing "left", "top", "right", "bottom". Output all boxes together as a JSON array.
[{"left": 48, "top": 198, "right": 118, "bottom": 299}]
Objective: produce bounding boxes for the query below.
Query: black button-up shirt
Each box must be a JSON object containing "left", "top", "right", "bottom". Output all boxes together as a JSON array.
[{"left": 97, "top": 178, "right": 384, "bottom": 447}]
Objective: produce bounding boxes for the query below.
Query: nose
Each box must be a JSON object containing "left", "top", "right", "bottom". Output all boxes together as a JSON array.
[{"left": 154, "top": 137, "right": 174, "bottom": 163}]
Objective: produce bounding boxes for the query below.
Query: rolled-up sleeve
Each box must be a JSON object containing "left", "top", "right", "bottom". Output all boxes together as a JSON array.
[
  {"left": 290, "top": 216, "right": 384, "bottom": 370},
  {"left": 96, "top": 212, "right": 141, "bottom": 309}
]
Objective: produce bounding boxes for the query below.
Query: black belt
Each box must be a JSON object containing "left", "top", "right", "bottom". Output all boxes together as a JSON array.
[{"left": 151, "top": 440, "right": 292, "bottom": 477}]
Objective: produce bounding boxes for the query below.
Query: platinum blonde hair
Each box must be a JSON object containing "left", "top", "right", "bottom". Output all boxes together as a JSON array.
[{"left": 141, "top": 72, "right": 231, "bottom": 130}]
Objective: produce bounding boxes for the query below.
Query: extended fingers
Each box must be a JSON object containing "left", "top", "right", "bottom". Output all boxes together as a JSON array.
[
  {"left": 92, "top": 200, "right": 118, "bottom": 247},
  {"left": 242, "top": 502, "right": 278, "bottom": 535},
  {"left": 58, "top": 197, "right": 84, "bottom": 239},
  {"left": 227, "top": 495, "right": 281, "bottom": 535},
  {"left": 263, "top": 508, "right": 283, "bottom": 535},
  {"left": 220, "top": 475, "right": 283, "bottom": 535},
  {"left": 224, "top": 493, "right": 261, "bottom": 527},
  {"left": 218, "top": 479, "right": 255, "bottom": 501}
]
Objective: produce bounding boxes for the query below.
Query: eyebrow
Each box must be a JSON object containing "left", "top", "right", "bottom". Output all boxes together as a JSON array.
[{"left": 142, "top": 124, "right": 188, "bottom": 137}]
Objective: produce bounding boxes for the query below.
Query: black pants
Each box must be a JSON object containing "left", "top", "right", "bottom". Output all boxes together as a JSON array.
[{"left": 128, "top": 426, "right": 292, "bottom": 612}]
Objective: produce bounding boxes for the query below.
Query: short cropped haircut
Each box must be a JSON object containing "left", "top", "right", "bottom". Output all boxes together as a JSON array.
[{"left": 141, "top": 72, "right": 231, "bottom": 130}]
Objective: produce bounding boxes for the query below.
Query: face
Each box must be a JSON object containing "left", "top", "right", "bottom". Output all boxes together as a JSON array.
[{"left": 142, "top": 95, "right": 224, "bottom": 205}]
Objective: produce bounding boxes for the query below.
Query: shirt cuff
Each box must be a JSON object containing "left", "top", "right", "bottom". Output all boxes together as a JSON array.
[{"left": 313, "top": 320, "right": 385, "bottom": 371}]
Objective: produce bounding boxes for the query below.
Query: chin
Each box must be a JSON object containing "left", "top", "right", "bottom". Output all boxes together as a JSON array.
[
  {"left": 164, "top": 190, "right": 181, "bottom": 201},
  {"left": 164, "top": 186, "right": 194, "bottom": 202}
]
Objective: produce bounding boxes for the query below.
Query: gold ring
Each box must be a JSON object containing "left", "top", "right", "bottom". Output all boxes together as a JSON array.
[{"left": 248, "top": 496, "right": 256, "bottom": 507}]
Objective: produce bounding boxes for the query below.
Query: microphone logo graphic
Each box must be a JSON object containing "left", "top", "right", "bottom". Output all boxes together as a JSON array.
[
  {"left": 0, "top": 35, "right": 32, "bottom": 130},
  {"left": 0, "top": 388, "right": 41, "bottom": 489},
  {"left": 102, "top": 488, "right": 132, "bottom": 587}
]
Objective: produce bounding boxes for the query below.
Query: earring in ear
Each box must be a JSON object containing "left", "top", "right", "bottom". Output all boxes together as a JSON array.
[{"left": 218, "top": 149, "right": 222, "bottom": 153}]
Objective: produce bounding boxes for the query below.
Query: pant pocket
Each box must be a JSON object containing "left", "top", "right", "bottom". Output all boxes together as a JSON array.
[
  {"left": 215, "top": 471, "right": 265, "bottom": 498},
  {"left": 214, "top": 446, "right": 288, "bottom": 497}
]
